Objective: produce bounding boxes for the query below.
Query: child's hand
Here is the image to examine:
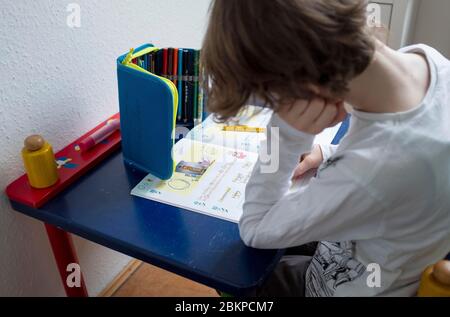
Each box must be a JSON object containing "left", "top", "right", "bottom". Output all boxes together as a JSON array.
[
  {"left": 278, "top": 99, "right": 346, "bottom": 135},
  {"left": 292, "top": 144, "right": 323, "bottom": 180}
]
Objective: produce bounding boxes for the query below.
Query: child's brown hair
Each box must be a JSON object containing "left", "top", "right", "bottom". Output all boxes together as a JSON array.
[{"left": 201, "top": 0, "right": 375, "bottom": 121}]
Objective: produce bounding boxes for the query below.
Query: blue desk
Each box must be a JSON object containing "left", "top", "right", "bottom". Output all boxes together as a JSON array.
[{"left": 9, "top": 118, "right": 350, "bottom": 297}]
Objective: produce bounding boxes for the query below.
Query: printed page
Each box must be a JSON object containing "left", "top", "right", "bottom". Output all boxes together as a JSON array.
[
  {"left": 132, "top": 109, "right": 342, "bottom": 223},
  {"left": 131, "top": 138, "right": 259, "bottom": 223},
  {"left": 187, "top": 105, "right": 341, "bottom": 153},
  {"left": 186, "top": 106, "right": 272, "bottom": 153}
]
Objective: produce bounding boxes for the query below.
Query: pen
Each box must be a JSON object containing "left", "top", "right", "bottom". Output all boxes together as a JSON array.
[
  {"left": 222, "top": 126, "right": 266, "bottom": 133},
  {"left": 123, "top": 48, "right": 135, "bottom": 65}
]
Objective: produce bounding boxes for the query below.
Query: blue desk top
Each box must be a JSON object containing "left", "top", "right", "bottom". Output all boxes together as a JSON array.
[
  {"left": 10, "top": 150, "right": 284, "bottom": 295},
  {"left": 10, "top": 117, "right": 350, "bottom": 296}
]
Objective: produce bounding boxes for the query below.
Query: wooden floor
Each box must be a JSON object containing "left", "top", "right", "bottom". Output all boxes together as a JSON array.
[{"left": 112, "top": 262, "right": 219, "bottom": 297}]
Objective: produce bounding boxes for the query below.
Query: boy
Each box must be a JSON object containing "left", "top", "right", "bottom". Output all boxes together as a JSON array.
[{"left": 201, "top": 0, "right": 450, "bottom": 296}]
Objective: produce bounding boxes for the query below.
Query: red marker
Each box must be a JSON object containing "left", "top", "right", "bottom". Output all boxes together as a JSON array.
[{"left": 79, "top": 119, "right": 121, "bottom": 152}]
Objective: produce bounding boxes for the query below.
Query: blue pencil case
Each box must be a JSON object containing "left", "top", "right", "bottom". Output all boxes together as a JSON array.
[{"left": 117, "top": 44, "right": 178, "bottom": 180}]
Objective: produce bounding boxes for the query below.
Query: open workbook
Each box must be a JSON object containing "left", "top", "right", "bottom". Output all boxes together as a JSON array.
[{"left": 131, "top": 106, "right": 341, "bottom": 223}]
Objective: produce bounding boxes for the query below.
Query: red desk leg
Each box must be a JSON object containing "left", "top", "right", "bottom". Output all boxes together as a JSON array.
[{"left": 44, "top": 224, "right": 89, "bottom": 297}]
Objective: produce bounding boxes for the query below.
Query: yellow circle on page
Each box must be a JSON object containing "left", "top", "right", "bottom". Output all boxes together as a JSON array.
[{"left": 168, "top": 179, "right": 191, "bottom": 191}]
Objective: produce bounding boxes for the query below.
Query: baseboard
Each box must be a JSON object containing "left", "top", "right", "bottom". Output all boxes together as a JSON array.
[{"left": 98, "top": 259, "right": 143, "bottom": 297}]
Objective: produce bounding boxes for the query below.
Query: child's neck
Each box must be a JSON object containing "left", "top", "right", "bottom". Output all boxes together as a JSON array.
[{"left": 346, "top": 41, "right": 430, "bottom": 114}]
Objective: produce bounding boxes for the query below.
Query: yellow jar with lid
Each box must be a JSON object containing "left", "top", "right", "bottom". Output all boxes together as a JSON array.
[
  {"left": 21, "top": 135, "right": 59, "bottom": 189},
  {"left": 418, "top": 260, "right": 450, "bottom": 297}
]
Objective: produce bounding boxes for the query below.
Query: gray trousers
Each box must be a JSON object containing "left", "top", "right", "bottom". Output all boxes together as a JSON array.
[{"left": 253, "top": 243, "right": 317, "bottom": 297}]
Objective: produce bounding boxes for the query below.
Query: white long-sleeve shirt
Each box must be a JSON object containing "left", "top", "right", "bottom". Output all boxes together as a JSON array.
[{"left": 240, "top": 44, "right": 450, "bottom": 297}]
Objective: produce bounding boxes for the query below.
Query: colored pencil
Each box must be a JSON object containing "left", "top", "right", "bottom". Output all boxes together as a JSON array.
[
  {"left": 177, "top": 49, "right": 184, "bottom": 122},
  {"left": 162, "top": 48, "right": 168, "bottom": 78},
  {"left": 173, "top": 48, "right": 179, "bottom": 86}
]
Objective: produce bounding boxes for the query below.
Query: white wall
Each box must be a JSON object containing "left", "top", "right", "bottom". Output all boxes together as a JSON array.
[
  {"left": 0, "top": 0, "right": 210, "bottom": 296},
  {"left": 412, "top": 0, "right": 450, "bottom": 57}
]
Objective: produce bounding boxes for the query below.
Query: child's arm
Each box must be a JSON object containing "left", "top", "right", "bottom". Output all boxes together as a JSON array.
[
  {"left": 292, "top": 144, "right": 339, "bottom": 180},
  {"left": 239, "top": 103, "right": 384, "bottom": 249}
]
